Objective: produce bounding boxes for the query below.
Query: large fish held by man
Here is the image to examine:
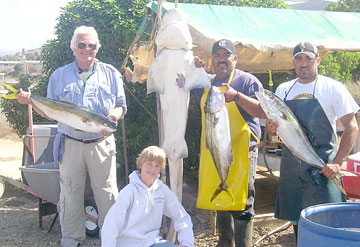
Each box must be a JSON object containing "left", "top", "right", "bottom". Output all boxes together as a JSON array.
[
  {"left": 3, "top": 83, "right": 116, "bottom": 133},
  {"left": 205, "top": 86, "right": 234, "bottom": 202},
  {"left": 255, "top": 88, "right": 355, "bottom": 194},
  {"left": 147, "top": 8, "right": 210, "bottom": 200}
]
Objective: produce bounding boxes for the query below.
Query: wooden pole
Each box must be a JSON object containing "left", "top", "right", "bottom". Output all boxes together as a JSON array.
[
  {"left": 28, "top": 104, "right": 35, "bottom": 164},
  {"left": 121, "top": 118, "right": 129, "bottom": 183}
]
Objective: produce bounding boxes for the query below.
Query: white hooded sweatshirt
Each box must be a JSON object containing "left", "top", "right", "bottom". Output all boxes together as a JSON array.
[{"left": 101, "top": 171, "right": 194, "bottom": 247}]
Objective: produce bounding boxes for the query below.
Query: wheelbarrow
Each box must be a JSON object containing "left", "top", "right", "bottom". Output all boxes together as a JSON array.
[{"left": 0, "top": 122, "right": 99, "bottom": 237}]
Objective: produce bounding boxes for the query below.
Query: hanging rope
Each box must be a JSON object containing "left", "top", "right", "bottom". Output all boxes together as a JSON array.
[
  {"left": 123, "top": 83, "right": 157, "bottom": 122},
  {"left": 120, "top": 17, "right": 151, "bottom": 73}
]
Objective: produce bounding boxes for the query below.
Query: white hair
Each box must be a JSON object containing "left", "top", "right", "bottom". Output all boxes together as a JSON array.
[{"left": 70, "top": 26, "right": 101, "bottom": 50}]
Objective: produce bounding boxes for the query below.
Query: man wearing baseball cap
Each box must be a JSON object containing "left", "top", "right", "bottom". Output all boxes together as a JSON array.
[
  {"left": 192, "top": 39, "right": 265, "bottom": 247},
  {"left": 292, "top": 41, "right": 319, "bottom": 59},
  {"left": 267, "top": 41, "right": 359, "bottom": 240}
]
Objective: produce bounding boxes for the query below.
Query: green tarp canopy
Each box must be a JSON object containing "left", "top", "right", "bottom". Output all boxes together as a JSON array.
[{"left": 132, "top": 1, "right": 360, "bottom": 76}]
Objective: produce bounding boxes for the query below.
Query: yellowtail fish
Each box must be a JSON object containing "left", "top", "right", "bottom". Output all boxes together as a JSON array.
[
  {"left": 255, "top": 88, "right": 356, "bottom": 194},
  {"left": 205, "top": 86, "right": 234, "bottom": 202},
  {"left": 3, "top": 83, "right": 116, "bottom": 133}
]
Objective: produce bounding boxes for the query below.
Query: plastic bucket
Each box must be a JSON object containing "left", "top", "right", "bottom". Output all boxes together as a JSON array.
[{"left": 298, "top": 203, "right": 360, "bottom": 247}]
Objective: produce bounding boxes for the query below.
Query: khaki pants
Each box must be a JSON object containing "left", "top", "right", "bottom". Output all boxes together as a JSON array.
[{"left": 58, "top": 135, "right": 118, "bottom": 247}]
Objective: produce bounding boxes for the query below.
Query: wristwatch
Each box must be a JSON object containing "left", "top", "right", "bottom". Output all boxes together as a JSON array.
[{"left": 233, "top": 92, "right": 240, "bottom": 102}]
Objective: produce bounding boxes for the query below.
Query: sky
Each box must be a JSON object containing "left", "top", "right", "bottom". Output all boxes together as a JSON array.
[
  {"left": 0, "top": 0, "right": 337, "bottom": 56},
  {"left": 0, "top": 0, "right": 72, "bottom": 55}
]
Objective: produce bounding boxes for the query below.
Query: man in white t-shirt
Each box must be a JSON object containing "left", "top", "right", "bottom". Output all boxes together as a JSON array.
[{"left": 267, "top": 42, "right": 359, "bottom": 239}]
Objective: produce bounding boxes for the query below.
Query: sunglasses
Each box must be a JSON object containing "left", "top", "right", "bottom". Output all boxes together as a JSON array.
[{"left": 77, "top": 42, "right": 97, "bottom": 50}]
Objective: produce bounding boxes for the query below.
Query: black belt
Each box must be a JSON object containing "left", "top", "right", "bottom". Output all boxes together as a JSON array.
[
  {"left": 65, "top": 135, "right": 106, "bottom": 144},
  {"left": 249, "top": 145, "right": 259, "bottom": 152}
]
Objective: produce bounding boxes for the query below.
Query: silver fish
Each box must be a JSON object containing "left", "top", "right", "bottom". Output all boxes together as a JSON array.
[
  {"left": 205, "top": 86, "right": 234, "bottom": 202},
  {"left": 255, "top": 88, "right": 354, "bottom": 194},
  {"left": 3, "top": 83, "right": 116, "bottom": 133}
]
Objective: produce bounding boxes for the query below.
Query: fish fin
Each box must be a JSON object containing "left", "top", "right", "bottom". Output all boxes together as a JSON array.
[
  {"left": 2, "top": 83, "right": 18, "bottom": 99},
  {"left": 184, "top": 67, "right": 211, "bottom": 91},
  {"left": 340, "top": 170, "right": 358, "bottom": 177},
  {"left": 332, "top": 174, "right": 347, "bottom": 195},
  {"left": 147, "top": 56, "right": 165, "bottom": 94},
  {"left": 80, "top": 116, "right": 92, "bottom": 125},
  {"left": 229, "top": 148, "right": 234, "bottom": 164},
  {"left": 60, "top": 100, "right": 79, "bottom": 106},
  {"left": 205, "top": 139, "right": 209, "bottom": 150},
  {"left": 210, "top": 186, "right": 223, "bottom": 202},
  {"left": 226, "top": 187, "right": 234, "bottom": 202},
  {"left": 295, "top": 156, "right": 302, "bottom": 164},
  {"left": 210, "top": 182, "right": 234, "bottom": 202},
  {"left": 279, "top": 111, "right": 292, "bottom": 122}
]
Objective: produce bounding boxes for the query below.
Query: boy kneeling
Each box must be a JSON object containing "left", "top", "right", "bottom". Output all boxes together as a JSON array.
[{"left": 101, "top": 146, "right": 194, "bottom": 247}]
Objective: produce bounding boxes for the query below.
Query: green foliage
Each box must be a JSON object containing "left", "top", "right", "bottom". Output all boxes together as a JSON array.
[
  {"left": 345, "top": 82, "right": 360, "bottom": 103},
  {"left": 321, "top": 1, "right": 360, "bottom": 83},
  {"left": 185, "top": 96, "right": 202, "bottom": 169},
  {"left": 174, "top": 0, "right": 288, "bottom": 8},
  {"left": 325, "top": 0, "right": 360, "bottom": 12},
  {"left": 114, "top": 82, "right": 158, "bottom": 172},
  {"left": 0, "top": 75, "right": 49, "bottom": 137},
  {"left": 319, "top": 51, "right": 360, "bottom": 83},
  {"left": 41, "top": 0, "right": 156, "bottom": 170},
  {"left": 164, "top": 0, "right": 288, "bottom": 169},
  {"left": 25, "top": 52, "right": 41, "bottom": 61},
  {"left": 255, "top": 71, "right": 295, "bottom": 91},
  {"left": 11, "top": 64, "right": 24, "bottom": 77},
  {"left": 41, "top": 0, "right": 148, "bottom": 76},
  {"left": 0, "top": 55, "right": 20, "bottom": 61},
  {"left": 2, "top": 0, "right": 290, "bottom": 175}
]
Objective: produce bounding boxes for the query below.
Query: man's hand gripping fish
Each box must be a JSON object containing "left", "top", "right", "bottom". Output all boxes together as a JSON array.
[
  {"left": 205, "top": 86, "right": 234, "bottom": 202},
  {"left": 255, "top": 88, "right": 356, "bottom": 194}
]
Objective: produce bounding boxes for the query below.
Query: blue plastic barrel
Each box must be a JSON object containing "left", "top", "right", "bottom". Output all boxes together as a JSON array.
[{"left": 298, "top": 203, "right": 360, "bottom": 247}]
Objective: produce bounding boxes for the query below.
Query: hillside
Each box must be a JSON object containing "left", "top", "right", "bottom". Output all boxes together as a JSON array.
[{"left": 0, "top": 48, "right": 41, "bottom": 61}]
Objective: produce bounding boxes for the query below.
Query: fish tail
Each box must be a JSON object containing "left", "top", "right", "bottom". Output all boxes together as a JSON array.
[
  {"left": 210, "top": 182, "right": 233, "bottom": 202},
  {"left": 226, "top": 186, "right": 234, "bottom": 202},
  {"left": 332, "top": 174, "right": 347, "bottom": 195},
  {"left": 2, "top": 83, "right": 18, "bottom": 99}
]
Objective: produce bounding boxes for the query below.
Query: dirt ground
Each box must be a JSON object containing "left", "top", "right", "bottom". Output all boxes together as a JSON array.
[{"left": 0, "top": 111, "right": 296, "bottom": 247}]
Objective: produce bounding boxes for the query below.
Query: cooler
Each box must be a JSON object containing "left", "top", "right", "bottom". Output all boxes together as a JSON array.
[
  {"left": 341, "top": 152, "right": 360, "bottom": 198},
  {"left": 345, "top": 152, "right": 360, "bottom": 172}
]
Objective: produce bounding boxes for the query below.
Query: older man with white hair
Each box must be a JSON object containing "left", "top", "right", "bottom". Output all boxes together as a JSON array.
[{"left": 17, "top": 26, "right": 127, "bottom": 246}]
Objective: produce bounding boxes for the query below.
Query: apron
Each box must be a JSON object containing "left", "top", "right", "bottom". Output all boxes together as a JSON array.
[
  {"left": 275, "top": 80, "right": 346, "bottom": 222},
  {"left": 196, "top": 72, "right": 254, "bottom": 210}
]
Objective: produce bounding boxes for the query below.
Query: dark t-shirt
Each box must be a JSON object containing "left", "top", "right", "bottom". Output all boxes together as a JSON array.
[{"left": 191, "top": 69, "right": 263, "bottom": 147}]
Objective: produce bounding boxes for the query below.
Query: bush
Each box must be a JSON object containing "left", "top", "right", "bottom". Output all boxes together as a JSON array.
[
  {"left": 0, "top": 75, "right": 49, "bottom": 137},
  {"left": 319, "top": 51, "right": 360, "bottom": 83}
]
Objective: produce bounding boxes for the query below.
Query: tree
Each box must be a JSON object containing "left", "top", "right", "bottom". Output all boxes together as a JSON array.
[
  {"left": 26, "top": 52, "right": 41, "bottom": 61},
  {"left": 178, "top": 0, "right": 287, "bottom": 8},
  {"left": 0, "top": 75, "right": 49, "bottom": 137},
  {"left": 5, "top": 0, "right": 155, "bottom": 173},
  {"left": 319, "top": 1, "right": 360, "bottom": 84},
  {"left": 1, "top": 0, "right": 289, "bottom": 174},
  {"left": 11, "top": 64, "right": 25, "bottom": 77},
  {"left": 325, "top": 0, "right": 360, "bottom": 12},
  {"left": 319, "top": 51, "right": 360, "bottom": 83}
]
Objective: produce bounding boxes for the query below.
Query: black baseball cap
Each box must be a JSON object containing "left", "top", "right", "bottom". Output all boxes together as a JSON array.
[
  {"left": 293, "top": 42, "right": 319, "bottom": 59},
  {"left": 212, "top": 39, "right": 236, "bottom": 55}
]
